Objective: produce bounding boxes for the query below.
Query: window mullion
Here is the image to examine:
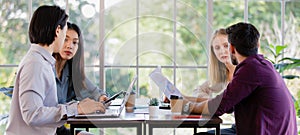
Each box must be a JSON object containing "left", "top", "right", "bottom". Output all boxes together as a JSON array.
[
  {"left": 173, "top": 0, "right": 177, "bottom": 86},
  {"left": 100, "top": 0, "right": 105, "bottom": 90},
  {"left": 136, "top": 0, "right": 140, "bottom": 97},
  {"left": 244, "top": 0, "right": 248, "bottom": 22}
]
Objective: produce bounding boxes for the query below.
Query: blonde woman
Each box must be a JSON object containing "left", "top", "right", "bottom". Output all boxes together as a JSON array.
[{"left": 185, "top": 28, "right": 236, "bottom": 102}]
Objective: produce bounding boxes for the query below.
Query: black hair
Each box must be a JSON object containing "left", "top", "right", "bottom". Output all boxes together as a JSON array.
[
  {"left": 68, "top": 22, "right": 87, "bottom": 90},
  {"left": 226, "top": 22, "right": 260, "bottom": 56},
  {"left": 29, "top": 5, "right": 68, "bottom": 46}
]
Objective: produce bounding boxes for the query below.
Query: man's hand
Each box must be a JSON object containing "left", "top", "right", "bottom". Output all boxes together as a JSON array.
[{"left": 77, "top": 98, "right": 106, "bottom": 114}]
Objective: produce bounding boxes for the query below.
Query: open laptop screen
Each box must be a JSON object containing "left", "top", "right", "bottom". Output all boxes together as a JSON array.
[{"left": 74, "top": 76, "right": 137, "bottom": 118}]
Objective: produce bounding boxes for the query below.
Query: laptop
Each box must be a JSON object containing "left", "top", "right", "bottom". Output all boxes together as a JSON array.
[
  {"left": 75, "top": 76, "right": 137, "bottom": 118},
  {"left": 149, "top": 66, "right": 182, "bottom": 100}
]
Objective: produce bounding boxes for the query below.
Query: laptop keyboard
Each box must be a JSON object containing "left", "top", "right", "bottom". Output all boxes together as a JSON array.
[{"left": 106, "top": 108, "right": 119, "bottom": 114}]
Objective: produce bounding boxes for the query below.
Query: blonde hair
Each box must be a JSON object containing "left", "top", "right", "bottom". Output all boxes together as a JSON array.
[{"left": 208, "top": 28, "right": 229, "bottom": 90}]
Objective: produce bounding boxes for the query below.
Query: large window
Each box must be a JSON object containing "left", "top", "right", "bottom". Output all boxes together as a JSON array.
[
  {"left": 102, "top": 0, "right": 209, "bottom": 98},
  {"left": 1, "top": 0, "right": 299, "bottom": 133}
]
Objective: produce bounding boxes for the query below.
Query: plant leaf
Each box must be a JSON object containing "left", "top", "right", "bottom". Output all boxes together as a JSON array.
[
  {"left": 283, "top": 63, "right": 300, "bottom": 72},
  {"left": 276, "top": 60, "right": 300, "bottom": 72},
  {"left": 275, "top": 45, "right": 287, "bottom": 56},
  {"left": 282, "top": 75, "right": 300, "bottom": 80},
  {"left": 279, "top": 57, "right": 300, "bottom": 63}
]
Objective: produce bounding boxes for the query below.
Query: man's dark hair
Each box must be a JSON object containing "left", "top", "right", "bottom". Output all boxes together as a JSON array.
[
  {"left": 29, "top": 5, "right": 68, "bottom": 46},
  {"left": 226, "top": 22, "right": 260, "bottom": 56}
]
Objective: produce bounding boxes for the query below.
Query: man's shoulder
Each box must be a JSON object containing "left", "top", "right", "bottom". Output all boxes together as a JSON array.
[{"left": 238, "top": 55, "right": 271, "bottom": 71}]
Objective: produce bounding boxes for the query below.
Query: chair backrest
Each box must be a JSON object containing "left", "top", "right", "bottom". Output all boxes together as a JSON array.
[{"left": 0, "top": 87, "right": 13, "bottom": 98}]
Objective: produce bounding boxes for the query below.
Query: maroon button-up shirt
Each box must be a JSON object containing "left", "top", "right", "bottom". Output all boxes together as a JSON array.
[{"left": 208, "top": 54, "right": 297, "bottom": 135}]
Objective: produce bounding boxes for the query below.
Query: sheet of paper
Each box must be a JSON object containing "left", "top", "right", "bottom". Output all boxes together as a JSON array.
[{"left": 149, "top": 66, "right": 182, "bottom": 99}]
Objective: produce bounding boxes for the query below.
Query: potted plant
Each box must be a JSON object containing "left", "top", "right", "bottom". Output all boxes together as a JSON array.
[{"left": 148, "top": 98, "right": 159, "bottom": 117}]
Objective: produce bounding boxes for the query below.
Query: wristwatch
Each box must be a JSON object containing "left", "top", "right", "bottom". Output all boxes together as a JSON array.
[{"left": 183, "top": 102, "right": 191, "bottom": 114}]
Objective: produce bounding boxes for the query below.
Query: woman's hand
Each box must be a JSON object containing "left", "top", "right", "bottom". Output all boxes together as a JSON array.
[
  {"left": 224, "top": 57, "right": 236, "bottom": 81},
  {"left": 99, "top": 95, "right": 111, "bottom": 108},
  {"left": 99, "top": 95, "right": 109, "bottom": 102}
]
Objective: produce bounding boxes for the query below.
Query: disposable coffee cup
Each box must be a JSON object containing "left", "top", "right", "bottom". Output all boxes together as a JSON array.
[
  {"left": 125, "top": 91, "right": 136, "bottom": 112},
  {"left": 170, "top": 95, "right": 183, "bottom": 114}
]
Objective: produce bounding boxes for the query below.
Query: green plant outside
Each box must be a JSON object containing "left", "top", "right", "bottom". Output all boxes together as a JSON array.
[{"left": 266, "top": 44, "right": 300, "bottom": 78}]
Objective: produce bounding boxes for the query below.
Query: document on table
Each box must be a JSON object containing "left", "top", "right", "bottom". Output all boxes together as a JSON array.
[{"left": 149, "top": 66, "right": 182, "bottom": 99}]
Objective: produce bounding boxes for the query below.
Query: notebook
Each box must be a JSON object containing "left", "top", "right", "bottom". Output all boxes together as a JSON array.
[
  {"left": 75, "top": 76, "right": 137, "bottom": 118},
  {"left": 149, "top": 66, "right": 182, "bottom": 100}
]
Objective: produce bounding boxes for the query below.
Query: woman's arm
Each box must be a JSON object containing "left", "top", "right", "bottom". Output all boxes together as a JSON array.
[
  {"left": 190, "top": 100, "right": 210, "bottom": 114},
  {"left": 182, "top": 95, "right": 207, "bottom": 102},
  {"left": 183, "top": 81, "right": 211, "bottom": 102}
]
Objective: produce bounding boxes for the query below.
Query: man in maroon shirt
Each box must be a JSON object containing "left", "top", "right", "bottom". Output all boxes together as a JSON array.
[{"left": 185, "top": 22, "right": 297, "bottom": 135}]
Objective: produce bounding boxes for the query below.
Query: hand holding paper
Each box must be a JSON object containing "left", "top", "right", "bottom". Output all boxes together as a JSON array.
[{"left": 149, "top": 66, "right": 182, "bottom": 100}]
